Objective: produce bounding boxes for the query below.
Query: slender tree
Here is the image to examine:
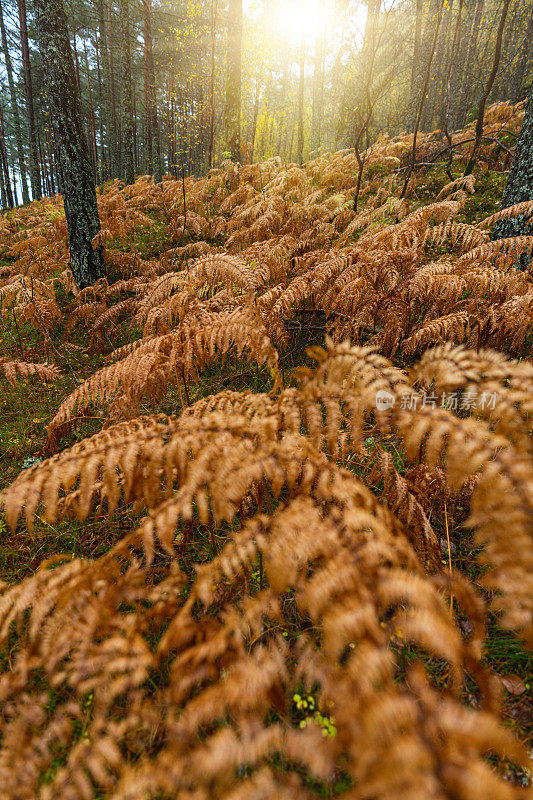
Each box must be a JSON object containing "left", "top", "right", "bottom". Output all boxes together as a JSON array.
[
  {"left": 0, "top": 0, "right": 29, "bottom": 204},
  {"left": 0, "top": 104, "right": 14, "bottom": 208},
  {"left": 407, "top": 0, "right": 439, "bottom": 130},
  {"left": 34, "top": 0, "right": 104, "bottom": 288},
  {"left": 17, "top": 0, "right": 41, "bottom": 200},
  {"left": 508, "top": 5, "right": 533, "bottom": 103},
  {"left": 455, "top": 0, "right": 484, "bottom": 129},
  {"left": 411, "top": 0, "right": 423, "bottom": 92},
  {"left": 297, "top": 31, "right": 305, "bottom": 165},
  {"left": 143, "top": 0, "right": 162, "bottom": 181},
  {"left": 83, "top": 40, "right": 98, "bottom": 183},
  {"left": 442, "top": 0, "right": 464, "bottom": 176},
  {"left": 207, "top": 0, "right": 218, "bottom": 170},
  {"left": 225, "top": 0, "right": 242, "bottom": 162},
  {"left": 95, "top": 0, "right": 118, "bottom": 178},
  {"left": 0, "top": 151, "right": 6, "bottom": 207},
  {"left": 250, "top": 77, "right": 260, "bottom": 163},
  {"left": 167, "top": 62, "right": 177, "bottom": 177},
  {"left": 119, "top": 0, "right": 134, "bottom": 184},
  {"left": 400, "top": 0, "right": 445, "bottom": 197},
  {"left": 422, "top": 0, "right": 454, "bottom": 132},
  {"left": 311, "top": 0, "right": 325, "bottom": 151},
  {"left": 464, "top": 0, "right": 511, "bottom": 176},
  {"left": 107, "top": 0, "right": 121, "bottom": 175}
]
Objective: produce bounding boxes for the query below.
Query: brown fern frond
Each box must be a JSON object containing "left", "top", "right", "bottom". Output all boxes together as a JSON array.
[
  {"left": 479, "top": 198, "right": 533, "bottom": 230},
  {"left": 0, "top": 358, "right": 61, "bottom": 386},
  {"left": 436, "top": 174, "right": 476, "bottom": 200},
  {"left": 402, "top": 312, "right": 470, "bottom": 355},
  {"left": 0, "top": 402, "right": 529, "bottom": 797}
]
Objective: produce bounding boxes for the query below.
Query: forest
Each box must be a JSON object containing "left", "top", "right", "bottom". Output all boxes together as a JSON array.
[{"left": 0, "top": 0, "right": 532, "bottom": 797}]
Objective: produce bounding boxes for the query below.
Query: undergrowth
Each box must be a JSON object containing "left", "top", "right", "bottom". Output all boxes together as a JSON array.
[{"left": 0, "top": 101, "right": 532, "bottom": 799}]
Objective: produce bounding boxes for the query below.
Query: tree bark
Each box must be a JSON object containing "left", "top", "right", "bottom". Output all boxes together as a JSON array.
[
  {"left": 0, "top": 105, "right": 14, "bottom": 207},
  {"left": 492, "top": 89, "right": 533, "bottom": 266},
  {"left": 225, "top": 0, "right": 242, "bottom": 162},
  {"left": 508, "top": 6, "right": 533, "bottom": 103},
  {"left": 119, "top": 0, "right": 134, "bottom": 184},
  {"left": 143, "top": 0, "right": 162, "bottom": 181},
  {"left": 34, "top": 0, "right": 104, "bottom": 289},
  {"left": 70, "top": 1, "right": 81, "bottom": 92},
  {"left": 95, "top": 0, "right": 117, "bottom": 178},
  {"left": 106, "top": 0, "right": 121, "bottom": 176},
  {"left": 83, "top": 40, "right": 99, "bottom": 184},
  {"left": 0, "top": 151, "right": 6, "bottom": 208},
  {"left": 17, "top": 0, "right": 41, "bottom": 200},
  {"left": 0, "top": 0, "right": 29, "bottom": 204}
]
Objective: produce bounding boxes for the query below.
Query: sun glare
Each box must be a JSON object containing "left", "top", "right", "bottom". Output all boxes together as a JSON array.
[
  {"left": 274, "top": 1, "right": 368, "bottom": 47},
  {"left": 276, "top": 1, "right": 327, "bottom": 45}
]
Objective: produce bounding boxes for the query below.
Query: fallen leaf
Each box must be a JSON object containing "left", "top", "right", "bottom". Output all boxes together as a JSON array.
[{"left": 500, "top": 675, "right": 527, "bottom": 696}]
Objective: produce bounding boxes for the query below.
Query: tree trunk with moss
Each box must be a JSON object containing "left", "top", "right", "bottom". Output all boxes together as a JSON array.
[
  {"left": 34, "top": 0, "right": 104, "bottom": 289},
  {"left": 492, "top": 90, "right": 533, "bottom": 268}
]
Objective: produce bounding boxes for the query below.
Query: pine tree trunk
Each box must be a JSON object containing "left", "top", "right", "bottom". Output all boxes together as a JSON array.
[
  {"left": 455, "top": 0, "right": 484, "bottom": 129},
  {"left": 106, "top": 0, "right": 121, "bottom": 176},
  {"left": 47, "top": 139, "right": 56, "bottom": 194},
  {"left": 250, "top": 78, "right": 260, "bottom": 163},
  {"left": 225, "top": 0, "right": 242, "bottom": 162},
  {"left": 493, "top": 3, "right": 517, "bottom": 101},
  {"left": 95, "top": 0, "right": 117, "bottom": 178},
  {"left": 411, "top": 0, "right": 423, "bottom": 92},
  {"left": 0, "top": 0, "right": 29, "bottom": 204},
  {"left": 0, "top": 153, "right": 6, "bottom": 208},
  {"left": 463, "top": 0, "right": 511, "bottom": 176},
  {"left": 84, "top": 41, "right": 99, "bottom": 183},
  {"left": 34, "top": 0, "right": 104, "bottom": 289},
  {"left": 207, "top": 0, "right": 217, "bottom": 171},
  {"left": 508, "top": 8, "right": 533, "bottom": 103},
  {"left": 492, "top": 90, "right": 533, "bottom": 265},
  {"left": 311, "top": 0, "right": 325, "bottom": 152},
  {"left": 168, "top": 64, "right": 177, "bottom": 178},
  {"left": 297, "top": 34, "right": 305, "bottom": 165},
  {"left": 442, "top": 0, "right": 463, "bottom": 171},
  {"left": 143, "top": 0, "right": 161, "bottom": 181},
  {"left": 94, "top": 28, "right": 107, "bottom": 178},
  {"left": 0, "top": 105, "right": 14, "bottom": 207},
  {"left": 17, "top": 0, "right": 41, "bottom": 200},
  {"left": 400, "top": 0, "right": 445, "bottom": 197},
  {"left": 423, "top": 0, "right": 454, "bottom": 132},
  {"left": 407, "top": 0, "right": 440, "bottom": 131},
  {"left": 119, "top": 0, "right": 134, "bottom": 184}
]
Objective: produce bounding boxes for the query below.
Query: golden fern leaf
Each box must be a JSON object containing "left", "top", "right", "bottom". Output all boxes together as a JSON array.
[{"left": 0, "top": 359, "right": 61, "bottom": 386}]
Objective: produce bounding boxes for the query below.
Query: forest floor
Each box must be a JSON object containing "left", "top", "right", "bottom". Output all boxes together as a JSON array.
[{"left": 0, "top": 113, "right": 532, "bottom": 793}]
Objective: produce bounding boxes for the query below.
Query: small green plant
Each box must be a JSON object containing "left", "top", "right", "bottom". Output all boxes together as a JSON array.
[{"left": 293, "top": 694, "right": 337, "bottom": 738}]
